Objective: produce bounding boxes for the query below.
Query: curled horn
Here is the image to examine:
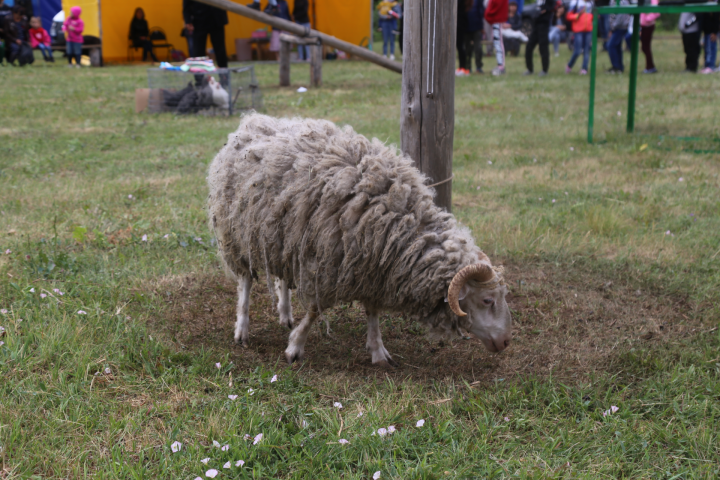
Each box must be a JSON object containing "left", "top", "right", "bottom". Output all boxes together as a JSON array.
[{"left": 447, "top": 264, "right": 495, "bottom": 317}]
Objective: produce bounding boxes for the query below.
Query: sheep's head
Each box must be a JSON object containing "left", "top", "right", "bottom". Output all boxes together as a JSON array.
[{"left": 447, "top": 263, "right": 512, "bottom": 352}]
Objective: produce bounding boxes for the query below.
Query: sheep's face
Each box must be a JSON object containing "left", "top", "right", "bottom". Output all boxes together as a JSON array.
[{"left": 459, "top": 283, "right": 512, "bottom": 352}]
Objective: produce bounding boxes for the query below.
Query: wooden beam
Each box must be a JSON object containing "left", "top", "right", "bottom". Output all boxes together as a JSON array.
[
  {"left": 401, "top": 0, "right": 457, "bottom": 212},
  {"left": 279, "top": 33, "right": 321, "bottom": 45},
  {"left": 279, "top": 40, "right": 291, "bottom": 86},
  {"left": 310, "top": 45, "right": 322, "bottom": 87},
  {"left": 195, "top": 0, "right": 402, "bottom": 74}
]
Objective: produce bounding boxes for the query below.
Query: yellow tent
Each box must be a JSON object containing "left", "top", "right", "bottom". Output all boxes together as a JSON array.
[{"left": 63, "top": 0, "right": 371, "bottom": 63}]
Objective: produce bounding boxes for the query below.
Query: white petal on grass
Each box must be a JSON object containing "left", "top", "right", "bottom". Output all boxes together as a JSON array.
[
  {"left": 77, "top": 310, "right": 86, "bottom": 315},
  {"left": 223, "top": 461, "right": 231, "bottom": 469},
  {"left": 0, "top": 309, "right": 6, "bottom": 315},
  {"left": 504, "top": 417, "right": 510, "bottom": 422},
  {"left": 302, "top": 420, "right": 309, "bottom": 428},
  {"left": 333, "top": 402, "right": 342, "bottom": 409},
  {"left": 235, "top": 460, "right": 245, "bottom": 467},
  {"left": 195, "top": 478, "right": 203, "bottom": 480},
  {"left": 373, "top": 471, "right": 381, "bottom": 479},
  {"left": 228, "top": 394, "right": 238, "bottom": 400},
  {"left": 4, "top": 249, "right": 10, "bottom": 255},
  {"left": 253, "top": 433, "right": 263, "bottom": 445},
  {"left": 215, "top": 362, "right": 221, "bottom": 369},
  {"left": 40, "top": 294, "right": 47, "bottom": 299},
  {"left": 357, "top": 412, "right": 364, "bottom": 418},
  {"left": 244, "top": 434, "right": 252, "bottom": 440},
  {"left": 248, "top": 387, "right": 255, "bottom": 395},
  {"left": 221, "top": 444, "right": 229, "bottom": 451},
  {"left": 30, "top": 288, "right": 35, "bottom": 293},
  {"left": 376, "top": 428, "right": 387, "bottom": 437},
  {"left": 297, "top": 86, "right": 308, "bottom": 93},
  {"left": 53, "top": 289, "right": 64, "bottom": 295},
  {"left": 0, "top": 341, "right": 5, "bottom": 347},
  {"left": 205, "top": 469, "right": 219, "bottom": 478},
  {"left": 416, "top": 419, "right": 425, "bottom": 427},
  {"left": 128, "top": 194, "right": 133, "bottom": 199},
  {"left": 104, "top": 367, "right": 111, "bottom": 374},
  {"left": 164, "top": 234, "right": 169, "bottom": 239},
  {"left": 611, "top": 405, "right": 619, "bottom": 413},
  {"left": 213, "top": 440, "right": 221, "bottom": 448},
  {"left": 338, "top": 439, "right": 349, "bottom": 444},
  {"left": 141, "top": 234, "right": 148, "bottom": 242},
  {"left": 0, "top": 326, "right": 4, "bottom": 333},
  {"left": 387, "top": 425, "right": 396, "bottom": 434},
  {"left": 170, "top": 441, "right": 182, "bottom": 452},
  {"left": 679, "top": 177, "right": 684, "bottom": 182},
  {"left": 201, "top": 458, "right": 210, "bottom": 464},
  {"left": 271, "top": 374, "right": 278, "bottom": 383}
]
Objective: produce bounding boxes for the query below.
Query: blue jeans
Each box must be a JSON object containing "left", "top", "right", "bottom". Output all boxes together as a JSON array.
[
  {"left": 608, "top": 29, "right": 627, "bottom": 71},
  {"left": 380, "top": 18, "right": 396, "bottom": 56},
  {"left": 66, "top": 41, "right": 82, "bottom": 65},
  {"left": 549, "top": 26, "right": 567, "bottom": 53},
  {"left": 568, "top": 31, "right": 591, "bottom": 71},
  {"left": 296, "top": 22, "right": 311, "bottom": 60},
  {"left": 704, "top": 33, "right": 717, "bottom": 68},
  {"left": 37, "top": 43, "right": 53, "bottom": 60}
]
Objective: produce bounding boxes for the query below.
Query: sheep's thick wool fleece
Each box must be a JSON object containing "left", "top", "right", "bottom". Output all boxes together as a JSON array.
[{"left": 207, "top": 114, "right": 482, "bottom": 331}]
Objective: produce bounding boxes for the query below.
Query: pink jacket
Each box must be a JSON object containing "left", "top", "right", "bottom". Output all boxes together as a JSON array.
[
  {"left": 63, "top": 6, "right": 84, "bottom": 43},
  {"left": 640, "top": 0, "right": 660, "bottom": 27},
  {"left": 29, "top": 27, "right": 51, "bottom": 48}
]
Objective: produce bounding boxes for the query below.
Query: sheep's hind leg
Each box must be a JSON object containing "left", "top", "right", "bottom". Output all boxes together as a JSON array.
[
  {"left": 285, "top": 304, "right": 318, "bottom": 364},
  {"left": 365, "top": 307, "right": 398, "bottom": 368},
  {"left": 234, "top": 275, "right": 253, "bottom": 347},
  {"left": 274, "top": 278, "right": 294, "bottom": 329}
]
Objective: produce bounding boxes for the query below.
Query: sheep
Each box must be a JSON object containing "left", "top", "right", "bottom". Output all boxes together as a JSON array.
[{"left": 207, "top": 113, "right": 512, "bottom": 367}]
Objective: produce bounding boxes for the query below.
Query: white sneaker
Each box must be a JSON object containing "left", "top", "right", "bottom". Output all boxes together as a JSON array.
[
  {"left": 491, "top": 66, "right": 505, "bottom": 76},
  {"left": 390, "top": 54, "right": 395, "bottom": 61}
]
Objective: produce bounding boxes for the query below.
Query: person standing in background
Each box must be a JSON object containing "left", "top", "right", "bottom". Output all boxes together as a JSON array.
[
  {"left": 524, "top": 0, "right": 553, "bottom": 75},
  {"left": 699, "top": 12, "right": 719, "bottom": 73},
  {"left": 679, "top": 13, "right": 700, "bottom": 73},
  {"left": 549, "top": 3, "right": 569, "bottom": 56},
  {"left": 293, "top": 0, "right": 310, "bottom": 61},
  {"left": 62, "top": 5, "right": 83, "bottom": 67},
  {"left": 376, "top": 0, "right": 398, "bottom": 60},
  {"left": 465, "top": 0, "right": 484, "bottom": 73},
  {"left": 606, "top": 0, "right": 630, "bottom": 73},
  {"left": 456, "top": 0, "right": 469, "bottom": 76},
  {"left": 183, "top": 0, "right": 228, "bottom": 67},
  {"left": 639, "top": 0, "right": 659, "bottom": 74},
  {"left": 565, "top": 0, "right": 593, "bottom": 74},
  {"left": 485, "top": 0, "right": 509, "bottom": 76}
]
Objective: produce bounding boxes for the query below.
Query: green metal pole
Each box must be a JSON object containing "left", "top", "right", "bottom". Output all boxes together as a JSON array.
[
  {"left": 587, "top": 12, "right": 599, "bottom": 144},
  {"left": 627, "top": 13, "right": 640, "bottom": 133}
]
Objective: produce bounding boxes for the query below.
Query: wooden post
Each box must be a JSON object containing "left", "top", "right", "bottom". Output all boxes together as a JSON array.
[
  {"left": 310, "top": 44, "right": 322, "bottom": 87},
  {"left": 400, "top": 0, "right": 457, "bottom": 212},
  {"left": 279, "top": 39, "right": 291, "bottom": 86}
]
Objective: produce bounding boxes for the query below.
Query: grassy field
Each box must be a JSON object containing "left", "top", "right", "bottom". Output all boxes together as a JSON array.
[{"left": 1, "top": 38, "right": 720, "bottom": 479}]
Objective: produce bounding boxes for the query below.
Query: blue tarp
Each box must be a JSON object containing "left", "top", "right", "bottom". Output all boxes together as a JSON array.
[{"left": 37, "top": 0, "right": 62, "bottom": 32}]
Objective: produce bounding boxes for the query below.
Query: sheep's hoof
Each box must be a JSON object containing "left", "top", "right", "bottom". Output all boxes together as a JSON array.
[
  {"left": 285, "top": 350, "right": 303, "bottom": 364},
  {"left": 234, "top": 336, "right": 250, "bottom": 348}
]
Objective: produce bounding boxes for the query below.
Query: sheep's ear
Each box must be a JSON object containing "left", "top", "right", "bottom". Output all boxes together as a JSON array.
[{"left": 458, "top": 284, "right": 470, "bottom": 301}]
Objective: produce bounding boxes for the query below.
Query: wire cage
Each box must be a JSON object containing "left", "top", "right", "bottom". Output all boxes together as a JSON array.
[{"left": 147, "top": 66, "right": 262, "bottom": 115}]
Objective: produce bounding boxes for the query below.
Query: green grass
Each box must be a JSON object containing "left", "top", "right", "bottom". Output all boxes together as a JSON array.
[{"left": 1, "top": 39, "right": 720, "bottom": 478}]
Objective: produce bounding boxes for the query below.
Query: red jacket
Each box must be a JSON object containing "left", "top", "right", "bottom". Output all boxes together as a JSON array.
[
  {"left": 566, "top": 11, "right": 593, "bottom": 33},
  {"left": 29, "top": 27, "right": 51, "bottom": 48},
  {"left": 484, "top": 0, "right": 508, "bottom": 24}
]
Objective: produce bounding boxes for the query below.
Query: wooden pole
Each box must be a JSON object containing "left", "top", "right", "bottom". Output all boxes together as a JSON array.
[
  {"left": 400, "top": 0, "right": 457, "bottom": 212},
  {"left": 310, "top": 45, "right": 323, "bottom": 87},
  {"left": 279, "top": 40, "right": 291, "bottom": 86},
  {"left": 195, "top": 0, "right": 402, "bottom": 74}
]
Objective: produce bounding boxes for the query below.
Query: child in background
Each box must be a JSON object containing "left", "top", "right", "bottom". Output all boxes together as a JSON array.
[
  {"left": 29, "top": 16, "right": 53, "bottom": 62},
  {"left": 607, "top": 0, "right": 630, "bottom": 73},
  {"left": 377, "top": 0, "right": 398, "bottom": 60},
  {"left": 565, "top": 0, "right": 593, "bottom": 75},
  {"left": 639, "top": 0, "right": 659, "bottom": 74},
  {"left": 62, "top": 5, "right": 83, "bottom": 67},
  {"left": 699, "top": 12, "right": 719, "bottom": 73},
  {"left": 484, "top": 0, "right": 509, "bottom": 76},
  {"left": 679, "top": 13, "right": 700, "bottom": 73}
]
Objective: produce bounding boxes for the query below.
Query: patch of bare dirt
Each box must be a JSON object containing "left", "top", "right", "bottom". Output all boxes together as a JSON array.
[{"left": 147, "top": 262, "right": 705, "bottom": 383}]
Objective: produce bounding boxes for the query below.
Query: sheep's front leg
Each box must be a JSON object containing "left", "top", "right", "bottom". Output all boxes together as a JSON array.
[
  {"left": 274, "top": 278, "right": 294, "bottom": 329},
  {"left": 285, "top": 304, "right": 318, "bottom": 364},
  {"left": 365, "top": 307, "right": 398, "bottom": 368},
  {"left": 234, "top": 275, "right": 253, "bottom": 347}
]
